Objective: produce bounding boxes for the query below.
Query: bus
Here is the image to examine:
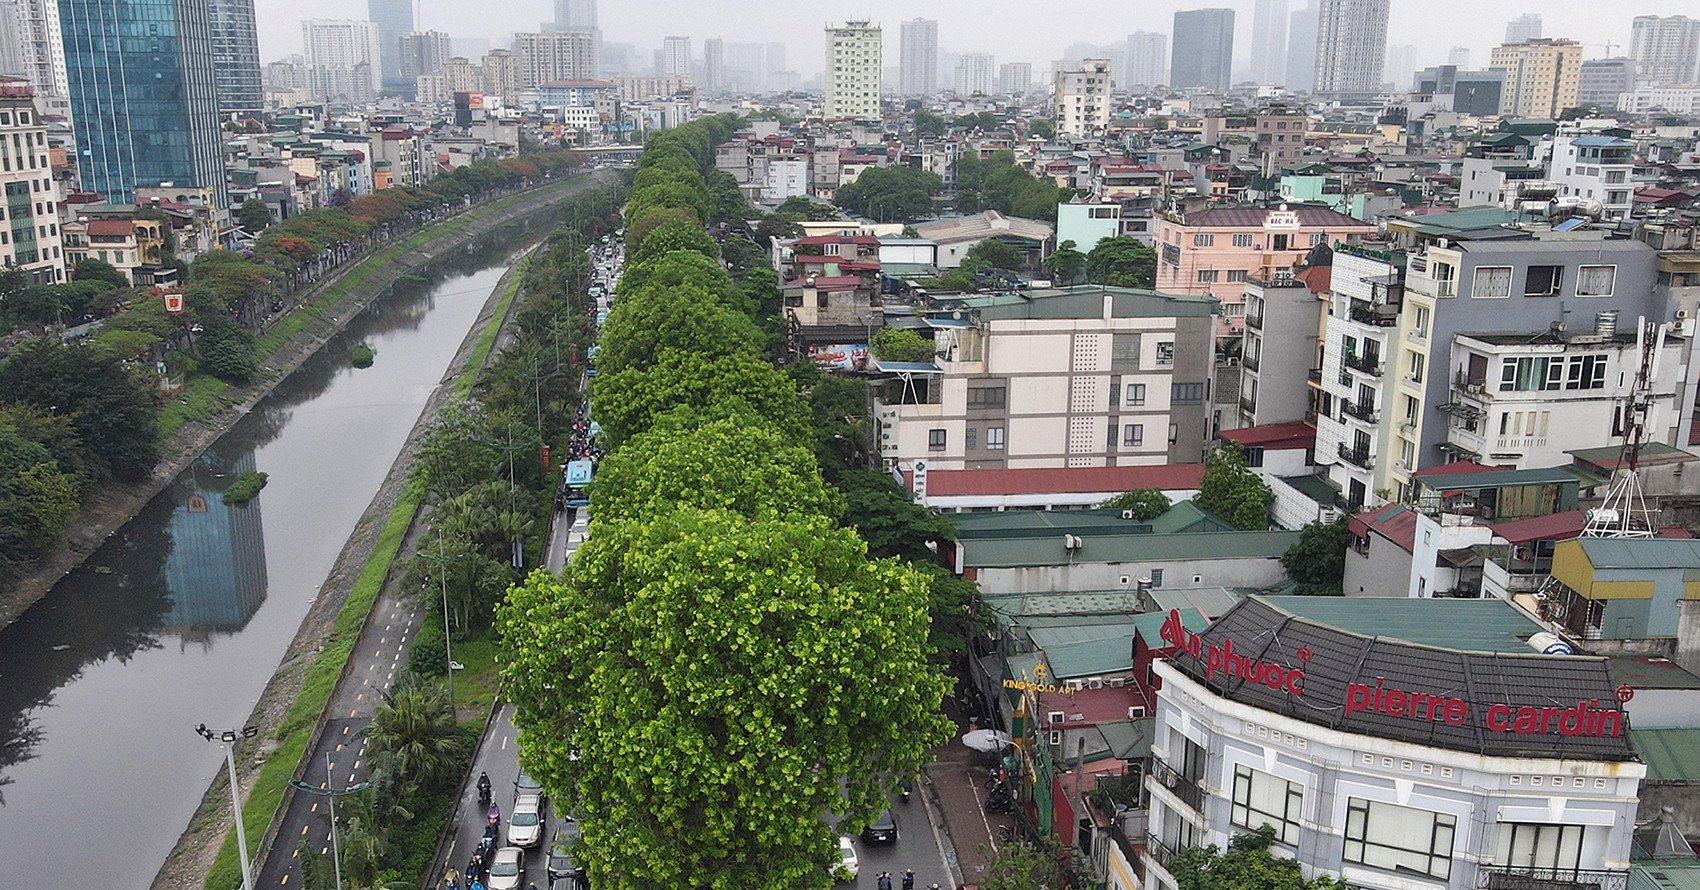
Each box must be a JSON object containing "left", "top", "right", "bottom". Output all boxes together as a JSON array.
[{"left": 563, "top": 459, "right": 594, "bottom": 508}]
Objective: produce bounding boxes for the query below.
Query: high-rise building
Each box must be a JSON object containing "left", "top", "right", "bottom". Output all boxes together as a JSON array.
[
  {"left": 1630, "top": 15, "right": 1700, "bottom": 87},
  {"left": 1489, "top": 38, "right": 1582, "bottom": 118},
  {"left": 702, "top": 38, "right": 724, "bottom": 90},
  {"left": 1126, "top": 31, "right": 1168, "bottom": 89},
  {"left": 899, "top": 18, "right": 937, "bottom": 96},
  {"left": 366, "top": 0, "right": 412, "bottom": 90},
  {"left": 0, "top": 78, "right": 63, "bottom": 282},
  {"left": 302, "top": 19, "right": 381, "bottom": 99},
  {"left": 1053, "top": 58, "right": 1110, "bottom": 138},
  {"left": 1385, "top": 43, "right": 1416, "bottom": 91},
  {"left": 514, "top": 31, "right": 597, "bottom": 88},
  {"left": 998, "top": 61, "right": 1031, "bottom": 95},
  {"left": 1170, "top": 8, "right": 1234, "bottom": 92},
  {"left": 1503, "top": 13, "right": 1543, "bottom": 45},
  {"left": 723, "top": 42, "right": 762, "bottom": 91},
  {"left": 1249, "top": 0, "right": 1289, "bottom": 85},
  {"left": 13, "top": 0, "right": 64, "bottom": 103},
  {"left": 1447, "top": 46, "right": 1471, "bottom": 67},
  {"left": 206, "top": 0, "right": 262, "bottom": 113},
  {"left": 953, "top": 52, "right": 994, "bottom": 96},
  {"left": 1312, "top": 0, "right": 1388, "bottom": 96},
  {"left": 441, "top": 56, "right": 477, "bottom": 93},
  {"left": 481, "top": 49, "right": 518, "bottom": 103},
  {"left": 1577, "top": 58, "right": 1636, "bottom": 109},
  {"left": 823, "top": 20, "right": 881, "bottom": 119},
  {"left": 1285, "top": 1, "right": 1318, "bottom": 90},
  {"left": 554, "top": 0, "right": 595, "bottom": 31},
  {"left": 399, "top": 31, "right": 452, "bottom": 81},
  {"left": 0, "top": 4, "right": 22, "bottom": 76},
  {"left": 765, "top": 42, "right": 785, "bottom": 85},
  {"left": 60, "top": 0, "right": 225, "bottom": 207},
  {"left": 661, "top": 36, "right": 691, "bottom": 77}
]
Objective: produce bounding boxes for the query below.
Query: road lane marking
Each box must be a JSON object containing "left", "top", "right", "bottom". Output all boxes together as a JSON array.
[
  {"left": 301, "top": 825, "right": 309, "bottom": 836},
  {"left": 310, "top": 803, "right": 317, "bottom": 813}
]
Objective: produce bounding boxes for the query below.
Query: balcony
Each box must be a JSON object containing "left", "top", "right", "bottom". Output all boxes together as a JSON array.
[
  {"left": 1243, "top": 354, "right": 1260, "bottom": 372},
  {"left": 1148, "top": 757, "right": 1205, "bottom": 813},
  {"left": 1452, "top": 372, "right": 1491, "bottom": 400},
  {"left": 1478, "top": 866, "right": 1629, "bottom": 890},
  {"left": 1240, "top": 395, "right": 1256, "bottom": 415},
  {"left": 1348, "top": 305, "right": 1399, "bottom": 327},
  {"left": 1334, "top": 490, "right": 1364, "bottom": 512},
  {"left": 1342, "top": 400, "right": 1379, "bottom": 424},
  {"left": 1245, "top": 310, "right": 1263, "bottom": 330},
  {"left": 1307, "top": 368, "right": 1322, "bottom": 384},
  {"left": 1145, "top": 832, "right": 1179, "bottom": 872},
  {"left": 1342, "top": 352, "right": 1384, "bottom": 376},
  {"left": 1337, "top": 442, "right": 1374, "bottom": 469}
]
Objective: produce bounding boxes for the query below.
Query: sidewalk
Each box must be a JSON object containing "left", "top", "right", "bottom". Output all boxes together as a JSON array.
[{"left": 923, "top": 728, "right": 1016, "bottom": 888}]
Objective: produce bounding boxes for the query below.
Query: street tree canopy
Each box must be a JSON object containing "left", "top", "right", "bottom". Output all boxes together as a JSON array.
[
  {"left": 616, "top": 250, "right": 751, "bottom": 318},
  {"left": 499, "top": 510, "right": 952, "bottom": 890},
  {"left": 834, "top": 166, "right": 943, "bottom": 222},
  {"left": 1281, "top": 517, "right": 1351, "bottom": 595},
  {"left": 1194, "top": 442, "right": 1274, "bottom": 531},
  {"left": 1086, "top": 237, "right": 1158, "bottom": 288},
  {"left": 595, "top": 281, "right": 761, "bottom": 376},
  {"left": 628, "top": 216, "right": 719, "bottom": 265},
  {"left": 625, "top": 205, "right": 701, "bottom": 259},
  {"left": 591, "top": 348, "right": 806, "bottom": 448}
]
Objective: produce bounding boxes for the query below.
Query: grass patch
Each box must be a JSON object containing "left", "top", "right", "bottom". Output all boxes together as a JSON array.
[
  {"left": 453, "top": 260, "right": 528, "bottom": 399},
  {"left": 348, "top": 342, "right": 375, "bottom": 369},
  {"left": 222, "top": 472, "right": 268, "bottom": 505},
  {"left": 450, "top": 628, "right": 505, "bottom": 721}
]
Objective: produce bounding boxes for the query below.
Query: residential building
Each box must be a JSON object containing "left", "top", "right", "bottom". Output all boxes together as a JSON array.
[
  {"left": 1145, "top": 595, "right": 1643, "bottom": 890},
  {"left": 1577, "top": 58, "right": 1636, "bottom": 110},
  {"left": 61, "top": 214, "right": 168, "bottom": 285},
  {"left": 365, "top": 0, "right": 412, "bottom": 90},
  {"left": 906, "top": 463, "right": 1204, "bottom": 512},
  {"left": 1547, "top": 537, "right": 1700, "bottom": 646},
  {"left": 997, "top": 62, "right": 1031, "bottom": 96},
  {"left": 775, "top": 232, "right": 877, "bottom": 351},
  {"left": 1630, "top": 15, "right": 1700, "bottom": 87},
  {"left": 1314, "top": 244, "right": 1407, "bottom": 509},
  {"left": 823, "top": 21, "right": 881, "bottom": 120},
  {"left": 514, "top": 31, "right": 596, "bottom": 88},
  {"left": 661, "top": 36, "right": 690, "bottom": 77},
  {"left": 1490, "top": 39, "right": 1583, "bottom": 119},
  {"left": 1448, "top": 46, "right": 1470, "bottom": 67},
  {"left": 12, "top": 0, "right": 64, "bottom": 107},
  {"left": 1171, "top": 8, "right": 1234, "bottom": 92},
  {"left": 1125, "top": 32, "right": 1168, "bottom": 90},
  {"left": 954, "top": 52, "right": 995, "bottom": 96},
  {"left": 1550, "top": 133, "right": 1635, "bottom": 219},
  {"left": 302, "top": 19, "right": 381, "bottom": 100},
  {"left": 899, "top": 18, "right": 937, "bottom": 97},
  {"left": 701, "top": 38, "right": 723, "bottom": 91},
  {"left": 399, "top": 30, "right": 452, "bottom": 80},
  {"left": 1312, "top": 0, "right": 1388, "bottom": 97},
  {"left": 441, "top": 57, "right": 478, "bottom": 94},
  {"left": 611, "top": 74, "right": 692, "bottom": 102},
  {"left": 913, "top": 210, "right": 1052, "bottom": 272},
  {"left": 1285, "top": 2, "right": 1318, "bottom": 92},
  {"left": 206, "top": 0, "right": 262, "bottom": 114},
  {"left": 1154, "top": 204, "right": 1376, "bottom": 340},
  {"left": 1458, "top": 133, "right": 1546, "bottom": 210},
  {"left": 0, "top": 4, "right": 22, "bottom": 76},
  {"left": 1239, "top": 273, "right": 1316, "bottom": 427},
  {"left": 1056, "top": 203, "right": 1124, "bottom": 254},
  {"left": 554, "top": 0, "right": 595, "bottom": 31},
  {"left": 1503, "top": 12, "right": 1543, "bottom": 45},
  {"left": 1053, "top": 59, "right": 1111, "bottom": 139},
  {"left": 0, "top": 79, "right": 61, "bottom": 283},
  {"left": 765, "top": 42, "right": 786, "bottom": 87},
  {"left": 481, "top": 50, "right": 520, "bottom": 104},
  {"left": 62, "top": 0, "right": 227, "bottom": 208},
  {"left": 1385, "top": 43, "right": 1415, "bottom": 91},
  {"left": 1248, "top": 0, "right": 1288, "bottom": 86},
  {"left": 1617, "top": 86, "right": 1700, "bottom": 116},
  {"left": 1250, "top": 103, "right": 1309, "bottom": 173},
  {"left": 872, "top": 287, "right": 1219, "bottom": 473}
]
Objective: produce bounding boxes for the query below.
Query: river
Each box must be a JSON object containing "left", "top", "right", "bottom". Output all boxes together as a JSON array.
[{"left": 0, "top": 230, "right": 536, "bottom": 889}]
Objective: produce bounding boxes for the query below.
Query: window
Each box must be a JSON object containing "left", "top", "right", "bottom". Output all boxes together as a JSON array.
[
  {"left": 1150, "top": 568, "right": 1164, "bottom": 587},
  {"left": 1227, "top": 269, "right": 1248, "bottom": 283},
  {"left": 1499, "top": 357, "right": 1566, "bottom": 392},
  {"left": 1193, "top": 233, "right": 1215, "bottom": 247},
  {"left": 1112, "top": 333, "right": 1141, "bottom": 363},
  {"left": 1155, "top": 342, "right": 1174, "bottom": 366},
  {"left": 967, "top": 385, "right": 1007, "bottom": 408},
  {"left": 1566, "top": 354, "right": 1608, "bottom": 390},
  {"left": 1576, "top": 265, "right": 1615, "bottom": 296},
  {"left": 1310, "top": 232, "right": 1327, "bottom": 246},
  {"left": 1172, "top": 383, "right": 1204, "bottom": 404},
  {"left": 928, "top": 429, "right": 946, "bottom": 452},
  {"left": 1409, "top": 352, "right": 1425, "bottom": 384},
  {"left": 1495, "top": 824, "right": 1584, "bottom": 873},
  {"left": 986, "top": 426, "right": 1005, "bottom": 450},
  {"left": 1197, "top": 269, "right": 1220, "bottom": 283},
  {"left": 1524, "top": 265, "right": 1563, "bottom": 296},
  {"left": 1413, "top": 305, "right": 1430, "bottom": 338},
  {"left": 1168, "top": 423, "right": 1178, "bottom": 445},
  {"left": 1472, "top": 266, "right": 1512, "bottom": 299},
  {"left": 1344, "top": 798, "right": 1456, "bottom": 880},
  {"left": 1232, "top": 765, "right": 1302, "bottom": 845},
  {"left": 1232, "top": 233, "right": 1254, "bottom": 247},
  {"left": 965, "top": 427, "right": 977, "bottom": 450},
  {"left": 1126, "top": 383, "right": 1146, "bottom": 406},
  {"left": 1123, "top": 424, "right": 1144, "bottom": 446}
]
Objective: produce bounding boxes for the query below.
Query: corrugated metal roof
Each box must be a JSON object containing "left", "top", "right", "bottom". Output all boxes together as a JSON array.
[
  {"left": 1259, "top": 595, "right": 1544, "bottom": 653},
  {"left": 1416, "top": 466, "right": 1579, "bottom": 491},
  {"left": 1098, "top": 719, "right": 1155, "bottom": 759},
  {"left": 962, "top": 529, "right": 1300, "bottom": 568},
  {"left": 1631, "top": 728, "right": 1700, "bottom": 781},
  {"left": 1607, "top": 656, "right": 1700, "bottom": 691},
  {"left": 1578, "top": 538, "right": 1700, "bottom": 570},
  {"left": 1046, "top": 636, "right": 1134, "bottom": 677},
  {"left": 1632, "top": 862, "right": 1700, "bottom": 890}
]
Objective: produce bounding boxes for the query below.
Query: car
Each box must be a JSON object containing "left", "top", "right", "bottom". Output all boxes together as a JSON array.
[
  {"left": 508, "top": 793, "right": 545, "bottom": 848},
  {"left": 515, "top": 772, "right": 544, "bottom": 797},
  {"left": 548, "top": 819, "right": 587, "bottom": 883},
  {"left": 862, "top": 808, "right": 899, "bottom": 844},
  {"left": 833, "top": 835, "right": 860, "bottom": 881},
  {"left": 486, "top": 846, "right": 524, "bottom": 890}
]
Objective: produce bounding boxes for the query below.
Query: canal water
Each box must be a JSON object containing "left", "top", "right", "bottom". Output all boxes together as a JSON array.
[{"left": 0, "top": 224, "right": 540, "bottom": 889}]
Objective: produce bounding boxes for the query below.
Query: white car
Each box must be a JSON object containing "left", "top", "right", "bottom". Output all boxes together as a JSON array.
[
  {"left": 508, "top": 793, "right": 544, "bottom": 848},
  {"left": 833, "top": 835, "right": 860, "bottom": 882},
  {"left": 487, "top": 846, "right": 524, "bottom": 890}
]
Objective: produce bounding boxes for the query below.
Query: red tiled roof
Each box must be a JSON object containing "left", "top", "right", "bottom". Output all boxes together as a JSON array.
[
  {"left": 86, "top": 219, "right": 134, "bottom": 237},
  {"left": 1219, "top": 422, "right": 1314, "bottom": 451},
  {"left": 1659, "top": 526, "right": 1695, "bottom": 538},
  {"left": 1181, "top": 205, "right": 1373, "bottom": 229},
  {"left": 1297, "top": 265, "right": 1331, "bottom": 294},
  {"left": 909, "top": 464, "right": 1205, "bottom": 497},
  {"left": 783, "top": 275, "right": 861, "bottom": 290},
  {"left": 1348, "top": 503, "right": 1417, "bottom": 552},
  {"left": 1488, "top": 510, "right": 1584, "bottom": 544},
  {"left": 1035, "top": 685, "right": 1145, "bottom": 727},
  {"left": 1580, "top": 448, "right": 1698, "bottom": 471},
  {"left": 1412, "top": 461, "right": 1502, "bottom": 479}
]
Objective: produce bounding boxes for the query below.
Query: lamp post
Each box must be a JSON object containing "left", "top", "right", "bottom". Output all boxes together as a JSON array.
[
  {"left": 288, "top": 755, "right": 370, "bottom": 890},
  {"left": 195, "top": 723, "right": 260, "bottom": 890}
]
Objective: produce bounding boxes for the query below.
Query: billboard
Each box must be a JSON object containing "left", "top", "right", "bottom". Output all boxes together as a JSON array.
[{"left": 808, "top": 343, "right": 871, "bottom": 371}]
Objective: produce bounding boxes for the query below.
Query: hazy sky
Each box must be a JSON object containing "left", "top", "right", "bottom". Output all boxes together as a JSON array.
[{"left": 256, "top": 0, "right": 1688, "bottom": 74}]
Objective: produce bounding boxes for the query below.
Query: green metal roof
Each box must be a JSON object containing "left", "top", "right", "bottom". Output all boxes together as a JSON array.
[
  {"left": 1098, "top": 719, "right": 1154, "bottom": 759},
  {"left": 1630, "top": 729, "right": 1700, "bottom": 781},
  {"left": 953, "top": 502, "right": 1230, "bottom": 538},
  {"left": 963, "top": 529, "right": 1299, "bottom": 569},
  {"left": 1397, "top": 206, "right": 1521, "bottom": 234},
  {"left": 1257, "top": 595, "right": 1544, "bottom": 653},
  {"left": 1045, "top": 636, "right": 1134, "bottom": 677},
  {"left": 1632, "top": 862, "right": 1700, "bottom": 890},
  {"left": 1416, "top": 466, "right": 1580, "bottom": 492},
  {"left": 1577, "top": 538, "right": 1700, "bottom": 571},
  {"left": 1606, "top": 656, "right": 1700, "bottom": 691}
]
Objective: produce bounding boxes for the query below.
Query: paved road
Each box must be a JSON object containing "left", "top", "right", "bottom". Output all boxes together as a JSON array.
[{"left": 838, "top": 793, "right": 955, "bottom": 890}]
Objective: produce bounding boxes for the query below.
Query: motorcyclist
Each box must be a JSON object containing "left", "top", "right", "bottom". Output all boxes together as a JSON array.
[
  {"left": 877, "top": 873, "right": 893, "bottom": 890},
  {"left": 476, "top": 771, "right": 492, "bottom": 804},
  {"left": 902, "top": 869, "right": 915, "bottom": 890}
]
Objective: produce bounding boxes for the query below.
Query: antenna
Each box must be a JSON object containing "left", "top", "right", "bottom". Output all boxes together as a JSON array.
[{"left": 1583, "top": 316, "right": 1661, "bottom": 538}]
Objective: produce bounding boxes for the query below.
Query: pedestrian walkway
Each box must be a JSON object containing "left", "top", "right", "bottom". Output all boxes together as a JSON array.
[{"left": 923, "top": 728, "right": 1016, "bottom": 888}]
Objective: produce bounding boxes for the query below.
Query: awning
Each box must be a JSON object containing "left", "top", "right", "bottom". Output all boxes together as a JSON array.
[
  {"left": 1438, "top": 442, "right": 1481, "bottom": 458},
  {"left": 1437, "top": 401, "right": 1481, "bottom": 419},
  {"left": 874, "top": 361, "right": 944, "bottom": 374}
]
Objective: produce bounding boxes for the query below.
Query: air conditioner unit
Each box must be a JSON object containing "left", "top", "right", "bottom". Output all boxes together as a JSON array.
[
  {"left": 1048, "top": 710, "right": 1066, "bottom": 725},
  {"left": 1065, "top": 679, "right": 1085, "bottom": 691},
  {"left": 1108, "top": 677, "right": 1127, "bottom": 688},
  {"left": 1121, "top": 509, "right": 1136, "bottom": 520},
  {"left": 1088, "top": 677, "right": 1104, "bottom": 689},
  {"left": 1049, "top": 730, "right": 1064, "bottom": 746},
  {"left": 1128, "top": 705, "right": 1147, "bottom": 719}
]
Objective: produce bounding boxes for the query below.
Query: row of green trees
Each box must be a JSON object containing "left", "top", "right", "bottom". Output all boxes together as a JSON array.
[{"left": 498, "top": 117, "right": 957, "bottom": 889}]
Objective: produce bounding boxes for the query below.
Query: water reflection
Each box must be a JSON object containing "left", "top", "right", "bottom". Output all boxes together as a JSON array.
[{"left": 160, "top": 453, "right": 269, "bottom": 645}]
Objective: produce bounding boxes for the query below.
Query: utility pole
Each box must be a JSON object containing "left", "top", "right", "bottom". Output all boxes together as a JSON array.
[
  {"left": 196, "top": 723, "right": 259, "bottom": 890},
  {"left": 287, "top": 757, "right": 369, "bottom": 890}
]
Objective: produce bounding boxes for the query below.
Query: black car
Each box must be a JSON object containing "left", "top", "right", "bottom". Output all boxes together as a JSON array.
[
  {"left": 548, "top": 819, "right": 588, "bottom": 884},
  {"left": 861, "top": 808, "right": 899, "bottom": 844}
]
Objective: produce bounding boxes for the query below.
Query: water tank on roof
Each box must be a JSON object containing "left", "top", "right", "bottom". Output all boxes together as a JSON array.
[{"left": 1528, "top": 632, "right": 1574, "bottom": 656}]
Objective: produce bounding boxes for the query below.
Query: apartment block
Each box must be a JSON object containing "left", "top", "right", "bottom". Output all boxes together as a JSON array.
[
  {"left": 1549, "top": 134, "right": 1635, "bottom": 219},
  {"left": 823, "top": 21, "right": 881, "bottom": 120},
  {"left": 514, "top": 31, "right": 597, "bottom": 88},
  {"left": 1314, "top": 245, "right": 1407, "bottom": 510},
  {"left": 0, "top": 79, "right": 61, "bottom": 283},
  {"left": 1239, "top": 272, "right": 1319, "bottom": 427},
  {"left": 1630, "top": 15, "right": 1700, "bottom": 87},
  {"left": 1489, "top": 39, "right": 1582, "bottom": 119},
  {"left": 1053, "top": 59, "right": 1111, "bottom": 139}
]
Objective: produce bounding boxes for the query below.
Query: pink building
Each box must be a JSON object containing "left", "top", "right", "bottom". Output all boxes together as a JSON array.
[{"left": 1154, "top": 204, "right": 1375, "bottom": 340}]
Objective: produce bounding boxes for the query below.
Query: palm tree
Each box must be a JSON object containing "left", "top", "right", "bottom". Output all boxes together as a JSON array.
[{"left": 360, "top": 677, "right": 464, "bottom": 794}]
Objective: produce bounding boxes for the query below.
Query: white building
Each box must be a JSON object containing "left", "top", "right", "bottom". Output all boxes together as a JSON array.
[
  {"left": 1549, "top": 134, "right": 1635, "bottom": 219},
  {"left": 1315, "top": 248, "right": 1404, "bottom": 511},
  {"left": 302, "top": 19, "right": 381, "bottom": 98},
  {"left": 1311, "top": 0, "right": 1390, "bottom": 96},
  {"left": 661, "top": 36, "right": 690, "bottom": 77},
  {"left": 1146, "top": 596, "right": 1644, "bottom": 890},
  {"left": 1125, "top": 31, "right": 1168, "bottom": 90},
  {"left": 998, "top": 62, "right": 1031, "bottom": 96},
  {"left": 514, "top": 31, "right": 597, "bottom": 88},
  {"left": 1053, "top": 58, "right": 1111, "bottom": 139},
  {"left": 7, "top": 0, "right": 65, "bottom": 110},
  {"left": 898, "top": 18, "right": 937, "bottom": 97},
  {"left": 1630, "top": 15, "right": 1700, "bottom": 87},
  {"left": 953, "top": 52, "right": 995, "bottom": 96},
  {"left": 823, "top": 21, "right": 882, "bottom": 119},
  {"left": 0, "top": 79, "right": 61, "bottom": 283},
  {"left": 1617, "top": 86, "right": 1700, "bottom": 116},
  {"left": 762, "top": 157, "right": 808, "bottom": 203}
]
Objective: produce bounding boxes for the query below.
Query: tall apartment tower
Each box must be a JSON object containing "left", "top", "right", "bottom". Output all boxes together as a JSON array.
[
  {"left": 1170, "top": 8, "right": 1235, "bottom": 92},
  {"left": 13, "top": 0, "right": 65, "bottom": 105},
  {"left": 366, "top": 0, "right": 412, "bottom": 90},
  {"left": 302, "top": 19, "right": 381, "bottom": 98},
  {"left": 60, "top": 0, "right": 226, "bottom": 207},
  {"left": 1312, "top": 0, "right": 1388, "bottom": 96},
  {"left": 998, "top": 61, "right": 1031, "bottom": 95},
  {"left": 1448, "top": 46, "right": 1471, "bottom": 67},
  {"left": 1285, "top": 1, "right": 1318, "bottom": 90},
  {"left": 1490, "top": 38, "right": 1582, "bottom": 118},
  {"left": 703, "top": 37, "right": 724, "bottom": 90},
  {"left": 514, "top": 31, "right": 597, "bottom": 87},
  {"left": 899, "top": 18, "right": 938, "bottom": 96},
  {"left": 954, "top": 52, "right": 995, "bottom": 96},
  {"left": 823, "top": 21, "right": 881, "bottom": 119},
  {"left": 554, "top": 0, "right": 596, "bottom": 31},
  {"left": 1053, "top": 58, "right": 1111, "bottom": 138},
  {"left": 1504, "top": 13, "right": 1543, "bottom": 45},
  {"left": 1630, "top": 16, "right": 1700, "bottom": 87},
  {"left": 661, "top": 36, "right": 691, "bottom": 77},
  {"left": 206, "top": 0, "right": 262, "bottom": 113},
  {"left": 1126, "top": 31, "right": 1168, "bottom": 89},
  {"left": 399, "top": 30, "right": 453, "bottom": 80},
  {"left": 481, "top": 49, "right": 518, "bottom": 102},
  {"left": 1385, "top": 44, "right": 1416, "bottom": 91},
  {"left": 1249, "top": 0, "right": 1289, "bottom": 85}
]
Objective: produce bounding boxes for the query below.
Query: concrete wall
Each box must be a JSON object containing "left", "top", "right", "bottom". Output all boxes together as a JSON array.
[
  {"left": 1343, "top": 533, "right": 1415, "bottom": 596},
  {"left": 1266, "top": 473, "right": 1334, "bottom": 531},
  {"left": 1242, "top": 279, "right": 1320, "bottom": 426},
  {"left": 976, "top": 552, "right": 1291, "bottom": 595}
]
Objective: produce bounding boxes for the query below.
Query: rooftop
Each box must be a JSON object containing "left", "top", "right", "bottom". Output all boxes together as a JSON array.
[
  {"left": 1604, "top": 656, "right": 1700, "bottom": 691},
  {"left": 1415, "top": 465, "right": 1579, "bottom": 493},
  {"left": 1179, "top": 204, "right": 1373, "bottom": 229},
  {"left": 1348, "top": 503, "right": 1418, "bottom": 552},
  {"left": 955, "top": 285, "right": 1217, "bottom": 321},
  {"left": 1570, "top": 442, "right": 1699, "bottom": 471},
  {"left": 1576, "top": 537, "right": 1700, "bottom": 571},
  {"left": 1258, "top": 595, "right": 1546, "bottom": 654},
  {"left": 909, "top": 463, "right": 1205, "bottom": 498},
  {"left": 1219, "top": 422, "right": 1315, "bottom": 452},
  {"left": 1632, "top": 728, "right": 1700, "bottom": 781},
  {"left": 912, "top": 210, "right": 1053, "bottom": 244}
]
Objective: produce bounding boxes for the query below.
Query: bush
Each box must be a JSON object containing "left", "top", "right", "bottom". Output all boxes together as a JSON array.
[
  {"left": 222, "top": 471, "right": 268, "bottom": 505},
  {"left": 348, "top": 341, "right": 375, "bottom": 368},
  {"left": 197, "top": 321, "right": 259, "bottom": 383},
  {"left": 871, "top": 328, "right": 936, "bottom": 363}
]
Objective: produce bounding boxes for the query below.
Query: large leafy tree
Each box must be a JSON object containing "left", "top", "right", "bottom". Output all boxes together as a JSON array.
[
  {"left": 1044, "top": 239, "right": 1088, "bottom": 285},
  {"left": 590, "top": 415, "right": 840, "bottom": 521},
  {"left": 237, "top": 198, "right": 272, "bottom": 233},
  {"left": 1169, "top": 826, "right": 1347, "bottom": 890},
  {"left": 0, "top": 339, "right": 159, "bottom": 481},
  {"left": 499, "top": 509, "right": 952, "bottom": 890},
  {"left": 360, "top": 677, "right": 464, "bottom": 795},
  {"left": 591, "top": 348, "right": 806, "bottom": 447},
  {"left": 617, "top": 251, "right": 751, "bottom": 317},
  {"left": 966, "top": 238, "right": 1025, "bottom": 271},
  {"left": 1194, "top": 442, "right": 1274, "bottom": 531},
  {"left": 629, "top": 216, "right": 719, "bottom": 265},
  {"left": 595, "top": 283, "right": 760, "bottom": 376},
  {"left": 1086, "top": 237, "right": 1158, "bottom": 288},
  {"left": 1281, "top": 517, "right": 1351, "bottom": 595},
  {"left": 870, "top": 328, "right": 936, "bottom": 363},
  {"left": 1101, "top": 488, "right": 1171, "bottom": 520},
  {"left": 834, "top": 166, "right": 943, "bottom": 222},
  {"left": 626, "top": 205, "right": 702, "bottom": 259},
  {"left": 832, "top": 469, "right": 956, "bottom": 562}
]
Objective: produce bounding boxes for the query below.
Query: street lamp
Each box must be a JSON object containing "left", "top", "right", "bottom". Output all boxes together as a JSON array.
[
  {"left": 287, "top": 753, "right": 371, "bottom": 890},
  {"left": 195, "top": 723, "right": 260, "bottom": 890}
]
